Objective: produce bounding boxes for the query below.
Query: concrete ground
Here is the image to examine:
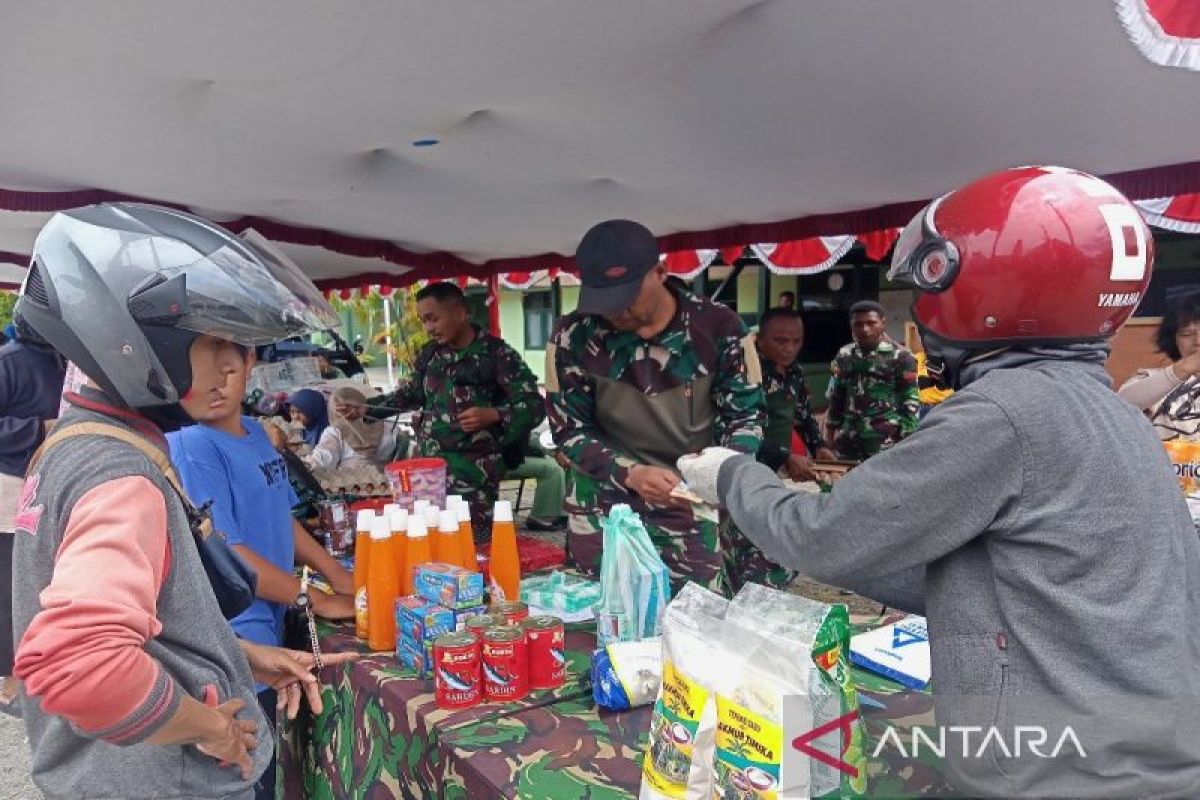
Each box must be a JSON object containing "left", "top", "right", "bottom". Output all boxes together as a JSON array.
[{"left": 0, "top": 711, "right": 37, "bottom": 799}]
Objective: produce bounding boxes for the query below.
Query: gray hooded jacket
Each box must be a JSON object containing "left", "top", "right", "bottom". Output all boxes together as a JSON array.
[{"left": 718, "top": 347, "right": 1200, "bottom": 797}]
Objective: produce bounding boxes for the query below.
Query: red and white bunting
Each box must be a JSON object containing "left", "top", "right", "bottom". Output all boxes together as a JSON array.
[
  {"left": 1137, "top": 193, "right": 1200, "bottom": 234},
  {"left": 859, "top": 228, "right": 903, "bottom": 262},
  {"left": 751, "top": 235, "right": 856, "bottom": 275},
  {"left": 661, "top": 248, "right": 720, "bottom": 279},
  {"left": 498, "top": 268, "right": 563, "bottom": 289},
  {"left": 498, "top": 271, "right": 543, "bottom": 290},
  {"left": 1116, "top": 0, "right": 1200, "bottom": 71}
]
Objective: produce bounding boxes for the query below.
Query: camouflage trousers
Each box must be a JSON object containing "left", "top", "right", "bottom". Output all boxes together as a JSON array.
[
  {"left": 833, "top": 428, "right": 887, "bottom": 461},
  {"left": 565, "top": 470, "right": 793, "bottom": 598},
  {"left": 420, "top": 442, "right": 505, "bottom": 542}
]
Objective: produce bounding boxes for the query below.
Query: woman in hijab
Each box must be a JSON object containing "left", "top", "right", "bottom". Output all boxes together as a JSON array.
[
  {"left": 288, "top": 388, "right": 329, "bottom": 447},
  {"left": 305, "top": 387, "right": 398, "bottom": 471}
]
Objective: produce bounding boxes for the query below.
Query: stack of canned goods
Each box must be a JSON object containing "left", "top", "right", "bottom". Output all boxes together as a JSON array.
[{"left": 432, "top": 603, "right": 566, "bottom": 710}]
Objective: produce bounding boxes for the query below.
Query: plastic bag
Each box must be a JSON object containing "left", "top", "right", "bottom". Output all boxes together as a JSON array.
[
  {"left": 710, "top": 583, "right": 865, "bottom": 799},
  {"left": 595, "top": 504, "right": 671, "bottom": 648},
  {"left": 640, "top": 582, "right": 730, "bottom": 800},
  {"left": 591, "top": 637, "right": 663, "bottom": 711},
  {"left": 520, "top": 570, "right": 602, "bottom": 617}
]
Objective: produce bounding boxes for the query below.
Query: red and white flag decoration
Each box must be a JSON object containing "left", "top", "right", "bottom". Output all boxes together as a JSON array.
[
  {"left": 661, "top": 248, "right": 721, "bottom": 279},
  {"left": 858, "top": 228, "right": 903, "bottom": 263},
  {"left": 1116, "top": 0, "right": 1200, "bottom": 71},
  {"left": 751, "top": 236, "right": 856, "bottom": 275},
  {"left": 498, "top": 268, "right": 562, "bottom": 290},
  {"left": 1137, "top": 193, "right": 1200, "bottom": 234},
  {"left": 661, "top": 246, "right": 747, "bottom": 279}
]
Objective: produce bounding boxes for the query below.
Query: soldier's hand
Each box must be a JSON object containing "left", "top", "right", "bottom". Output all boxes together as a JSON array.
[
  {"left": 457, "top": 407, "right": 500, "bottom": 433},
  {"left": 625, "top": 465, "right": 684, "bottom": 507},
  {"left": 812, "top": 464, "right": 851, "bottom": 486},
  {"left": 785, "top": 454, "right": 818, "bottom": 483},
  {"left": 814, "top": 447, "right": 836, "bottom": 461}
]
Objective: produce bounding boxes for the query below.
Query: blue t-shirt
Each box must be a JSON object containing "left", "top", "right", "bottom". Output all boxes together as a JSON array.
[{"left": 169, "top": 417, "right": 298, "bottom": 647}]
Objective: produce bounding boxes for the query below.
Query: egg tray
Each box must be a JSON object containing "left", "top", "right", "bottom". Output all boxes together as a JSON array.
[{"left": 316, "top": 464, "right": 392, "bottom": 498}]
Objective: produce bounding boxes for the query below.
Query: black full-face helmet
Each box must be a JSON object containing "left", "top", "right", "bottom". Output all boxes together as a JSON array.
[{"left": 15, "top": 203, "right": 338, "bottom": 423}]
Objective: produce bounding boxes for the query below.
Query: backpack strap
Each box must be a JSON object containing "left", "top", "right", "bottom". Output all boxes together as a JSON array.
[{"left": 28, "top": 422, "right": 215, "bottom": 539}]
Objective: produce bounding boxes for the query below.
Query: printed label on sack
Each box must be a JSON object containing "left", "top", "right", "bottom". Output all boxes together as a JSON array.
[
  {"left": 712, "top": 696, "right": 783, "bottom": 800},
  {"left": 643, "top": 661, "right": 709, "bottom": 797}
]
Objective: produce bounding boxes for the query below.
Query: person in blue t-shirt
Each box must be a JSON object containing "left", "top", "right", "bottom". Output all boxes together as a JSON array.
[{"left": 168, "top": 340, "right": 354, "bottom": 800}]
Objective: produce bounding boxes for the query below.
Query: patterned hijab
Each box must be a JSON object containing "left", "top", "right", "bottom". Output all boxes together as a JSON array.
[{"left": 330, "top": 386, "right": 386, "bottom": 457}]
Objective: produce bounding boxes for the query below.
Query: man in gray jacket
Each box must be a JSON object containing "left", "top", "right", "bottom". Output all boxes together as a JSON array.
[{"left": 680, "top": 166, "right": 1200, "bottom": 797}]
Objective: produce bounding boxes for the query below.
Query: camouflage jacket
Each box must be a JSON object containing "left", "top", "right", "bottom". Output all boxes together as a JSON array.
[
  {"left": 368, "top": 328, "right": 544, "bottom": 458},
  {"left": 547, "top": 281, "right": 764, "bottom": 493},
  {"left": 825, "top": 338, "right": 919, "bottom": 458},
  {"left": 757, "top": 356, "right": 824, "bottom": 470}
]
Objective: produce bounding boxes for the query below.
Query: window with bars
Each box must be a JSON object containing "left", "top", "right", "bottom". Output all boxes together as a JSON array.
[{"left": 523, "top": 290, "right": 555, "bottom": 350}]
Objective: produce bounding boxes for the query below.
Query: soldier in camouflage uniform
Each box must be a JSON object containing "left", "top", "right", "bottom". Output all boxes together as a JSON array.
[
  {"left": 368, "top": 282, "right": 544, "bottom": 539},
  {"left": 547, "top": 219, "right": 778, "bottom": 596},
  {"left": 755, "top": 307, "right": 836, "bottom": 481},
  {"left": 824, "top": 300, "right": 919, "bottom": 460}
]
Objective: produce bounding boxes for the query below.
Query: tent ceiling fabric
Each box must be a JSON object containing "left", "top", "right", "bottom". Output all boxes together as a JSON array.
[{"left": 1, "top": 1, "right": 1200, "bottom": 288}]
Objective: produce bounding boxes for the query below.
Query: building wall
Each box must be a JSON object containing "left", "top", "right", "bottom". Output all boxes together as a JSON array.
[{"left": 498, "top": 284, "right": 581, "bottom": 385}]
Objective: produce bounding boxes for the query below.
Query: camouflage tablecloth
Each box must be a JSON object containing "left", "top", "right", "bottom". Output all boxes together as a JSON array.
[
  {"left": 433, "top": 612, "right": 954, "bottom": 799},
  {"left": 279, "top": 622, "right": 595, "bottom": 799},
  {"left": 283, "top": 613, "right": 955, "bottom": 799}
]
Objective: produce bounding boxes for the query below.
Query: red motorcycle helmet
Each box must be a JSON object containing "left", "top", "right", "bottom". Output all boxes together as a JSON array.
[{"left": 888, "top": 166, "right": 1154, "bottom": 347}]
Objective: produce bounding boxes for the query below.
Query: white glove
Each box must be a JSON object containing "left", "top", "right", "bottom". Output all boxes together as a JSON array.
[{"left": 676, "top": 447, "right": 742, "bottom": 506}]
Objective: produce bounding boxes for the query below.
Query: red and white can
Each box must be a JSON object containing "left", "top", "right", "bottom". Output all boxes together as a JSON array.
[
  {"left": 490, "top": 600, "right": 529, "bottom": 626},
  {"left": 482, "top": 626, "right": 528, "bottom": 701},
  {"left": 465, "top": 614, "right": 502, "bottom": 636},
  {"left": 433, "top": 631, "right": 482, "bottom": 710},
  {"left": 522, "top": 615, "right": 565, "bottom": 690}
]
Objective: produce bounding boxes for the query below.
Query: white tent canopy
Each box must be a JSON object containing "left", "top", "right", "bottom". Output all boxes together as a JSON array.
[{"left": 1, "top": 1, "right": 1198, "bottom": 289}]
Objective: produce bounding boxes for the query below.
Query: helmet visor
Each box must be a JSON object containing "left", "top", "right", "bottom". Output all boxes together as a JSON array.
[
  {"left": 886, "top": 195, "right": 958, "bottom": 293},
  {"left": 886, "top": 201, "right": 934, "bottom": 287},
  {"left": 157, "top": 231, "right": 339, "bottom": 345}
]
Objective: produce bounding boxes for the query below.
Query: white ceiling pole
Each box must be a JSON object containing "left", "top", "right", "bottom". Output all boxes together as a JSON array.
[{"left": 382, "top": 288, "right": 396, "bottom": 390}]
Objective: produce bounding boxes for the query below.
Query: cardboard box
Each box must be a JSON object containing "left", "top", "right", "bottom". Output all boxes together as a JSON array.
[
  {"left": 415, "top": 563, "right": 485, "bottom": 610},
  {"left": 395, "top": 596, "right": 454, "bottom": 644}
]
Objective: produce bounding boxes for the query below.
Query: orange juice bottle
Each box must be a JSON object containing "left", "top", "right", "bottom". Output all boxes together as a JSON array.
[
  {"left": 405, "top": 514, "right": 433, "bottom": 595},
  {"left": 454, "top": 500, "right": 478, "bottom": 573},
  {"left": 489, "top": 500, "right": 520, "bottom": 603},
  {"left": 389, "top": 508, "right": 409, "bottom": 595},
  {"left": 435, "top": 509, "right": 463, "bottom": 567},
  {"left": 366, "top": 516, "right": 399, "bottom": 651},
  {"left": 353, "top": 509, "right": 375, "bottom": 640},
  {"left": 423, "top": 505, "right": 440, "bottom": 532}
]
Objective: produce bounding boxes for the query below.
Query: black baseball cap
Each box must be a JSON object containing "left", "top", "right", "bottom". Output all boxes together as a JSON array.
[{"left": 574, "top": 219, "right": 660, "bottom": 315}]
